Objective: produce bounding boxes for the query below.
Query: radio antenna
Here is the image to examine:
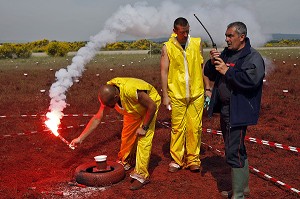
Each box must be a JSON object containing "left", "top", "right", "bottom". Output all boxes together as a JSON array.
[{"left": 194, "top": 14, "right": 217, "bottom": 49}]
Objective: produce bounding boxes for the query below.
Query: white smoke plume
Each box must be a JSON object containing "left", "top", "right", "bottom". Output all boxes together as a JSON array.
[
  {"left": 46, "top": 0, "right": 269, "bottom": 127},
  {"left": 47, "top": 29, "right": 117, "bottom": 120}
]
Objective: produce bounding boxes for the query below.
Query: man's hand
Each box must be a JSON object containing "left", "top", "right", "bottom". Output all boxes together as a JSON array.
[
  {"left": 136, "top": 127, "right": 147, "bottom": 136},
  {"left": 205, "top": 89, "right": 212, "bottom": 98},
  {"left": 162, "top": 96, "right": 171, "bottom": 110},
  {"left": 209, "top": 49, "right": 221, "bottom": 65},
  {"left": 70, "top": 137, "right": 82, "bottom": 148},
  {"left": 214, "top": 57, "right": 229, "bottom": 75}
]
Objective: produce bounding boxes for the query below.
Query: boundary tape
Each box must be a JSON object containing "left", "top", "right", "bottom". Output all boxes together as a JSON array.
[
  {"left": 2, "top": 118, "right": 299, "bottom": 153},
  {"left": 1, "top": 116, "right": 299, "bottom": 196},
  {"left": 201, "top": 142, "right": 300, "bottom": 196},
  {"left": 158, "top": 121, "right": 299, "bottom": 153},
  {"left": 0, "top": 120, "right": 123, "bottom": 139},
  {"left": 0, "top": 124, "right": 86, "bottom": 139},
  {"left": 158, "top": 121, "right": 300, "bottom": 196},
  {"left": 0, "top": 113, "right": 95, "bottom": 118},
  {"left": 203, "top": 128, "right": 300, "bottom": 153}
]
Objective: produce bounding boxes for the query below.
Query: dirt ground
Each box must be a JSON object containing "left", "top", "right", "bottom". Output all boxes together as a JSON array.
[{"left": 0, "top": 51, "right": 299, "bottom": 199}]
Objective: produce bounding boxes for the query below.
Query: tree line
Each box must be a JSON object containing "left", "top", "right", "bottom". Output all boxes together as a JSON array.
[{"left": 0, "top": 38, "right": 299, "bottom": 59}]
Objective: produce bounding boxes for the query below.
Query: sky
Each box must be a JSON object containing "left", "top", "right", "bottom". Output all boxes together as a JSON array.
[{"left": 0, "top": 0, "right": 300, "bottom": 47}]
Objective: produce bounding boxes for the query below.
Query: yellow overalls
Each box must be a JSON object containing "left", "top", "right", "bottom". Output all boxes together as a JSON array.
[
  {"left": 107, "top": 78, "right": 161, "bottom": 182},
  {"left": 165, "top": 34, "right": 204, "bottom": 168}
]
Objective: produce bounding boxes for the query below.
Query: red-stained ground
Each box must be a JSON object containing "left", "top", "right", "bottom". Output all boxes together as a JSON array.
[{"left": 0, "top": 51, "right": 299, "bottom": 199}]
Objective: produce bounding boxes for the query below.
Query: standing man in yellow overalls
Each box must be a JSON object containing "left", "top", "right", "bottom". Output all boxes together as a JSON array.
[
  {"left": 70, "top": 77, "right": 161, "bottom": 190},
  {"left": 160, "top": 17, "right": 211, "bottom": 173}
]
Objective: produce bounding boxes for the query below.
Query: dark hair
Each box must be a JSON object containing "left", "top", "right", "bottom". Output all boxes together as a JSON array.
[
  {"left": 174, "top": 17, "right": 189, "bottom": 29},
  {"left": 227, "top": 22, "right": 247, "bottom": 36}
]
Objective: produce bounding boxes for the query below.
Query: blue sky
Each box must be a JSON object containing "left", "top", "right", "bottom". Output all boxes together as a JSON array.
[{"left": 0, "top": 0, "right": 299, "bottom": 45}]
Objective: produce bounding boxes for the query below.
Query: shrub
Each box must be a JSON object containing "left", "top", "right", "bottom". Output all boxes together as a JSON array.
[
  {"left": 29, "top": 39, "right": 49, "bottom": 52},
  {"left": 202, "top": 41, "right": 209, "bottom": 48},
  {"left": 265, "top": 43, "right": 273, "bottom": 47},
  {"left": 14, "top": 44, "right": 32, "bottom": 58},
  {"left": 0, "top": 44, "right": 15, "bottom": 59},
  {"left": 46, "top": 41, "right": 69, "bottom": 57},
  {"left": 69, "top": 41, "right": 86, "bottom": 51}
]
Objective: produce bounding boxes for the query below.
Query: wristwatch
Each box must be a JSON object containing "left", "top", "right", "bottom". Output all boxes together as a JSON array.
[{"left": 142, "top": 125, "right": 149, "bottom": 131}]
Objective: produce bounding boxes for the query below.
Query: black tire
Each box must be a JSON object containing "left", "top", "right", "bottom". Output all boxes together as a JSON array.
[{"left": 74, "top": 161, "right": 125, "bottom": 187}]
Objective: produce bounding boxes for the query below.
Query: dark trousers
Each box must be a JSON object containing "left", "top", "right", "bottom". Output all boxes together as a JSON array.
[{"left": 220, "top": 105, "right": 247, "bottom": 168}]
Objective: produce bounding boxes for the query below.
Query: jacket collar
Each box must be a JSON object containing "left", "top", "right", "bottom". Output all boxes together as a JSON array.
[
  {"left": 168, "top": 33, "right": 191, "bottom": 51},
  {"left": 222, "top": 37, "right": 251, "bottom": 59}
]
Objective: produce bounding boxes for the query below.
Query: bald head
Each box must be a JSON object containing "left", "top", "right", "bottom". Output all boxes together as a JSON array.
[{"left": 98, "top": 85, "right": 119, "bottom": 108}]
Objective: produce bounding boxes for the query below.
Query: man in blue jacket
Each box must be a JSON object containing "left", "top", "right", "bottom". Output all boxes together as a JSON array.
[{"left": 204, "top": 22, "right": 265, "bottom": 199}]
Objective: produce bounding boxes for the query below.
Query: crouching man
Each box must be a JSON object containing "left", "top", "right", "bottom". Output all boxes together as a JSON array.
[{"left": 70, "top": 77, "right": 161, "bottom": 190}]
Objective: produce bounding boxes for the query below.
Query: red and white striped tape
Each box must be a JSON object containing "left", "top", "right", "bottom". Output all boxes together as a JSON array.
[
  {"left": 0, "top": 124, "right": 86, "bottom": 139},
  {"left": 0, "top": 120, "right": 123, "bottom": 139},
  {"left": 201, "top": 142, "right": 225, "bottom": 156},
  {"left": 203, "top": 128, "right": 222, "bottom": 136},
  {"left": 201, "top": 142, "right": 300, "bottom": 196},
  {"left": 0, "top": 113, "right": 95, "bottom": 118},
  {"left": 2, "top": 118, "right": 299, "bottom": 154},
  {"left": 245, "top": 136, "right": 300, "bottom": 153},
  {"left": 1, "top": 130, "right": 42, "bottom": 139},
  {"left": 249, "top": 166, "right": 300, "bottom": 196},
  {"left": 62, "top": 114, "right": 95, "bottom": 117},
  {"left": 158, "top": 122, "right": 300, "bottom": 153},
  {"left": 1, "top": 117, "right": 299, "bottom": 195},
  {"left": 159, "top": 121, "right": 300, "bottom": 196},
  {"left": 202, "top": 127, "right": 300, "bottom": 153}
]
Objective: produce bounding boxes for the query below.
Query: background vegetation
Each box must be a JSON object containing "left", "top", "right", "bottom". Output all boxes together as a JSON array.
[{"left": 0, "top": 38, "right": 299, "bottom": 59}]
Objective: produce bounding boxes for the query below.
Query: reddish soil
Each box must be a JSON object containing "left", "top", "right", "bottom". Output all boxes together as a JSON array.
[{"left": 0, "top": 52, "right": 299, "bottom": 199}]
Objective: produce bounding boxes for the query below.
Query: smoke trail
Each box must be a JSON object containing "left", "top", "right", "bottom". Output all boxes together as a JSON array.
[
  {"left": 263, "top": 57, "right": 276, "bottom": 76},
  {"left": 45, "top": 2, "right": 166, "bottom": 130},
  {"left": 46, "top": 2, "right": 173, "bottom": 127},
  {"left": 46, "top": 29, "right": 117, "bottom": 124},
  {"left": 46, "top": 0, "right": 269, "bottom": 130}
]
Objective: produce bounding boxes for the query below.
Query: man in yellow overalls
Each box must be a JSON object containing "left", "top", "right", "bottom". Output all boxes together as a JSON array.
[
  {"left": 160, "top": 17, "right": 211, "bottom": 172},
  {"left": 70, "top": 77, "right": 161, "bottom": 190}
]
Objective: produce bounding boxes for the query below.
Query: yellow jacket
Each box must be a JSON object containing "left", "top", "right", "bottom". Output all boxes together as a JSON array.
[
  {"left": 107, "top": 77, "right": 160, "bottom": 116},
  {"left": 165, "top": 34, "right": 204, "bottom": 100}
]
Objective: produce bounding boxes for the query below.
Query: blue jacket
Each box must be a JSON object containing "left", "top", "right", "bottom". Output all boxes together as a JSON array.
[{"left": 204, "top": 38, "right": 265, "bottom": 127}]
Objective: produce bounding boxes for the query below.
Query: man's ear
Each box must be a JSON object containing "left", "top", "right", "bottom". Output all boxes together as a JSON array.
[
  {"left": 240, "top": 34, "right": 246, "bottom": 41},
  {"left": 114, "top": 95, "right": 119, "bottom": 101}
]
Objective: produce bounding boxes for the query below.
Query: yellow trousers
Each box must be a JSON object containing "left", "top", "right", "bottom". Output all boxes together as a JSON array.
[
  {"left": 170, "top": 95, "right": 204, "bottom": 168},
  {"left": 118, "top": 111, "right": 158, "bottom": 181}
]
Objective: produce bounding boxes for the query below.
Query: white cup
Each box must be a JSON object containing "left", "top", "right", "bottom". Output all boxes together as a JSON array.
[
  {"left": 94, "top": 155, "right": 107, "bottom": 162},
  {"left": 94, "top": 155, "right": 107, "bottom": 170}
]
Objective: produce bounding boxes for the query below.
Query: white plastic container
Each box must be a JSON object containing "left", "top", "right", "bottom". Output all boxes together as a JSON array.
[
  {"left": 94, "top": 155, "right": 107, "bottom": 162},
  {"left": 94, "top": 155, "right": 108, "bottom": 170}
]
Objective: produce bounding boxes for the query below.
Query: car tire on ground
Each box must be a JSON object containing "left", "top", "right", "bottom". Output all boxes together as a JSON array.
[{"left": 74, "top": 161, "right": 125, "bottom": 187}]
